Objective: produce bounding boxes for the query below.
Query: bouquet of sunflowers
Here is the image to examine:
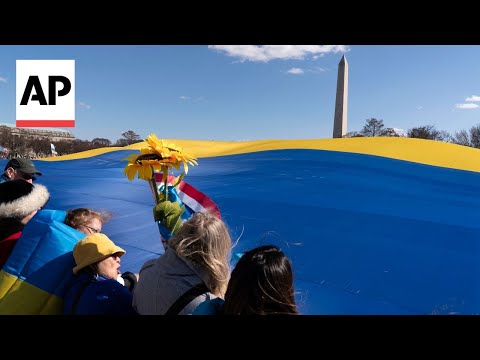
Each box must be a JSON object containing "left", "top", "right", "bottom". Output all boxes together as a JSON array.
[{"left": 123, "top": 134, "right": 198, "bottom": 248}]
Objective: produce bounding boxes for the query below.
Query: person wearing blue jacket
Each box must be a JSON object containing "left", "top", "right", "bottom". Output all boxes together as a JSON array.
[{"left": 63, "top": 233, "right": 137, "bottom": 315}]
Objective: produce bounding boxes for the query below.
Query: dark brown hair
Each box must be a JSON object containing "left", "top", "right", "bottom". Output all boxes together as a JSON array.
[{"left": 223, "top": 245, "right": 298, "bottom": 315}]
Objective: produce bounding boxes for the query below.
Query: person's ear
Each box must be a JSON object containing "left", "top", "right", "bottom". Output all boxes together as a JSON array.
[{"left": 5, "top": 167, "right": 15, "bottom": 179}]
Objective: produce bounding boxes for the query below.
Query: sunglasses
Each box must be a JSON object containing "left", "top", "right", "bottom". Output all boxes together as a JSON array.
[
  {"left": 15, "top": 170, "right": 36, "bottom": 182},
  {"left": 21, "top": 173, "right": 37, "bottom": 181},
  {"left": 83, "top": 225, "right": 101, "bottom": 234}
]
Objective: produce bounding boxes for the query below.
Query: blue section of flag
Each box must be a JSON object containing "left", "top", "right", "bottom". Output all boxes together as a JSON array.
[
  {"left": 2, "top": 149, "right": 480, "bottom": 314},
  {"left": 3, "top": 210, "right": 85, "bottom": 296}
]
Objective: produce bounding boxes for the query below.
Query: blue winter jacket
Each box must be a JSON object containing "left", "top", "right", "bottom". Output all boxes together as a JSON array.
[{"left": 63, "top": 272, "right": 137, "bottom": 315}]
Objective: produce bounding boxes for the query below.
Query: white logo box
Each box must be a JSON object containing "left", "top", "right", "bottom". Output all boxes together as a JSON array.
[{"left": 16, "top": 60, "right": 75, "bottom": 128}]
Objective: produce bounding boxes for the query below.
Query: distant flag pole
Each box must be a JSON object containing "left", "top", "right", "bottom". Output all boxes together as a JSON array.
[{"left": 50, "top": 143, "right": 58, "bottom": 157}]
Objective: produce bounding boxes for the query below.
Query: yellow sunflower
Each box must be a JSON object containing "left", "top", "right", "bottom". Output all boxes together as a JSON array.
[
  {"left": 123, "top": 134, "right": 199, "bottom": 237},
  {"left": 123, "top": 153, "right": 177, "bottom": 180},
  {"left": 169, "top": 152, "right": 198, "bottom": 174},
  {"left": 144, "top": 134, "right": 198, "bottom": 173},
  {"left": 123, "top": 154, "right": 153, "bottom": 181},
  {"left": 147, "top": 134, "right": 183, "bottom": 152},
  {"left": 124, "top": 135, "right": 197, "bottom": 188}
]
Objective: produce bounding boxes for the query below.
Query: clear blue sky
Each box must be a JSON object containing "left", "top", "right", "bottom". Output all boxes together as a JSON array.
[{"left": 0, "top": 45, "right": 479, "bottom": 142}]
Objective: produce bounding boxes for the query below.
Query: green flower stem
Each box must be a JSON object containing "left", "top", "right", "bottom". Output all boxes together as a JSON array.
[
  {"left": 150, "top": 171, "right": 161, "bottom": 205},
  {"left": 162, "top": 166, "right": 168, "bottom": 202}
]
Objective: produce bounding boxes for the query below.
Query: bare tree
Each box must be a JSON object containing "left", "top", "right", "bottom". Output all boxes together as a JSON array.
[
  {"left": 347, "top": 119, "right": 401, "bottom": 137},
  {"left": 407, "top": 125, "right": 449, "bottom": 141},
  {"left": 119, "top": 130, "right": 141, "bottom": 145},
  {"left": 70, "top": 139, "right": 95, "bottom": 153},
  {"left": 381, "top": 128, "right": 401, "bottom": 137},
  {"left": 0, "top": 127, "right": 10, "bottom": 148},
  {"left": 361, "top": 118, "right": 385, "bottom": 137},
  {"left": 451, "top": 130, "right": 470, "bottom": 146},
  {"left": 115, "top": 138, "right": 129, "bottom": 146},
  {"left": 29, "top": 136, "right": 52, "bottom": 157},
  {"left": 345, "top": 131, "right": 364, "bottom": 137},
  {"left": 470, "top": 125, "right": 480, "bottom": 148},
  {"left": 54, "top": 140, "right": 75, "bottom": 155},
  {"left": 92, "top": 138, "right": 112, "bottom": 148},
  {"left": 451, "top": 124, "right": 480, "bottom": 148},
  {"left": 0, "top": 128, "right": 27, "bottom": 156}
]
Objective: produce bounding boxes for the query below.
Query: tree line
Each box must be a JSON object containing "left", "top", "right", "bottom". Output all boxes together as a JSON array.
[
  {"left": 3, "top": 119, "right": 480, "bottom": 159},
  {"left": 346, "top": 118, "right": 480, "bottom": 148},
  {"left": 0, "top": 128, "right": 142, "bottom": 158}
]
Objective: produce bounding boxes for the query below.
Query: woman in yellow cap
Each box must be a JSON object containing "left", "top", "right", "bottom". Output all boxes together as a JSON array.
[
  {"left": 63, "top": 208, "right": 138, "bottom": 291},
  {"left": 63, "top": 233, "right": 137, "bottom": 315}
]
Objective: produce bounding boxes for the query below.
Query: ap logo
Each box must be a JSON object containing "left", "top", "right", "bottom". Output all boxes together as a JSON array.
[{"left": 16, "top": 60, "right": 75, "bottom": 128}]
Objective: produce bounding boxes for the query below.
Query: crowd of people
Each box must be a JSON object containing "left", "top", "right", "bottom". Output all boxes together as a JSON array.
[{"left": 0, "top": 159, "right": 298, "bottom": 315}]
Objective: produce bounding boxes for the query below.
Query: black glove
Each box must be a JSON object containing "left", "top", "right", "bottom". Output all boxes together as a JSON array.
[{"left": 121, "top": 271, "right": 138, "bottom": 292}]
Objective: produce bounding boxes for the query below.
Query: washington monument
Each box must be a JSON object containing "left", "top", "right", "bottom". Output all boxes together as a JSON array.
[{"left": 333, "top": 55, "right": 348, "bottom": 138}]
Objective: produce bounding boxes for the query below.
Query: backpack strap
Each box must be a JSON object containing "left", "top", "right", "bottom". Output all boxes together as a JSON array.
[{"left": 165, "top": 283, "right": 209, "bottom": 315}]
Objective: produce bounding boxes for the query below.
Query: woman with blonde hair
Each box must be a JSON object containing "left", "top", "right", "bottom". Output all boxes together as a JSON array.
[{"left": 133, "top": 211, "right": 231, "bottom": 315}]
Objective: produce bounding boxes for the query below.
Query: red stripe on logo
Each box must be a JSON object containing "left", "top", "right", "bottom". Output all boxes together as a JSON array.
[{"left": 16, "top": 120, "right": 75, "bottom": 127}]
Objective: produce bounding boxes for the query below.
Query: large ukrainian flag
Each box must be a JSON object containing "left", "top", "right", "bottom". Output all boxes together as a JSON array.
[{"left": 1, "top": 137, "right": 480, "bottom": 314}]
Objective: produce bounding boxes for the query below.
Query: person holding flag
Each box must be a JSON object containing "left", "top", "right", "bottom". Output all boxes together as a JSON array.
[{"left": 50, "top": 143, "right": 58, "bottom": 157}]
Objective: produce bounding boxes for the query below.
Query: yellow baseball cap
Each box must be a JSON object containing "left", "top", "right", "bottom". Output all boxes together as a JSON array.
[{"left": 72, "top": 233, "right": 126, "bottom": 274}]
